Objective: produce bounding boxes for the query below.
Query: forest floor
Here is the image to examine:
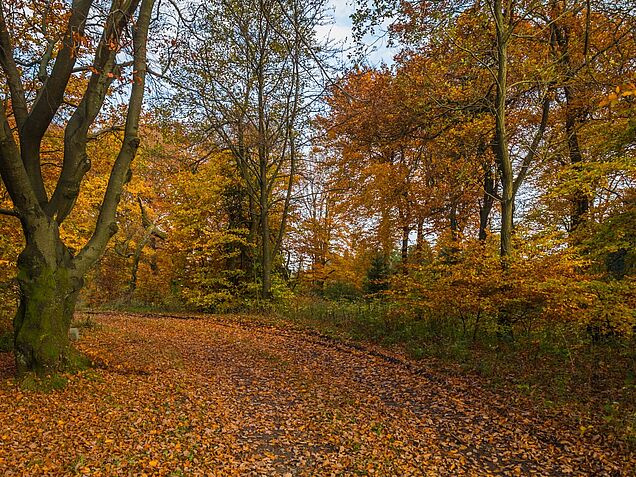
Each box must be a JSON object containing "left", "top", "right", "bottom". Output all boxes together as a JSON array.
[{"left": 0, "top": 312, "right": 634, "bottom": 476}]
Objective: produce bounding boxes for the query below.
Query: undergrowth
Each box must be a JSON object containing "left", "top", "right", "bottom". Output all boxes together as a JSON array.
[{"left": 275, "top": 297, "right": 636, "bottom": 446}]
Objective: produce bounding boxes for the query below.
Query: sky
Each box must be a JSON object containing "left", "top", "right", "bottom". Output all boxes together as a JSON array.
[{"left": 316, "top": 0, "right": 397, "bottom": 66}]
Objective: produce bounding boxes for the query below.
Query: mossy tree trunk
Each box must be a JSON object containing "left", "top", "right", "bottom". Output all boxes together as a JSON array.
[{"left": 13, "top": 238, "right": 81, "bottom": 375}]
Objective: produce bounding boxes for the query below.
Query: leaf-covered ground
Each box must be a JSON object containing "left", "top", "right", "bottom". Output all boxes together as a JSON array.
[{"left": 0, "top": 313, "right": 634, "bottom": 476}]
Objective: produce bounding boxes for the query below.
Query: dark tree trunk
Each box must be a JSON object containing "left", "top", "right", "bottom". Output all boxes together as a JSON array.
[
  {"left": 551, "top": 12, "right": 590, "bottom": 233},
  {"left": 449, "top": 203, "right": 460, "bottom": 242},
  {"left": 223, "top": 180, "right": 251, "bottom": 281},
  {"left": 401, "top": 226, "right": 410, "bottom": 269},
  {"left": 260, "top": 161, "right": 272, "bottom": 299},
  {"left": 149, "top": 236, "right": 159, "bottom": 273},
  {"left": 412, "top": 218, "right": 425, "bottom": 264},
  {"left": 567, "top": 115, "right": 589, "bottom": 232},
  {"left": 261, "top": 202, "right": 272, "bottom": 299},
  {"left": 479, "top": 163, "right": 496, "bottom": 241},
  {"left": 13, "top": 219, "right": 84, "bottom": 375},
  {"left": 564, "top": 89, "right": 589, "bottom": 232},
  {"left": 247, "top": 193, "right": 259, "bottom": 278}
]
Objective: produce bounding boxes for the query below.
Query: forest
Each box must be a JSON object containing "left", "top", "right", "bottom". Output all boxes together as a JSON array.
[{"left": 0, "top": 0, "right": 635, "bottom": 475}]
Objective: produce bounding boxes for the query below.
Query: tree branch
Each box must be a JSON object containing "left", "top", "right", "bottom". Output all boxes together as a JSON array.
[
  {"left": 47, "top": 1, "right": 141, "bottom": 223},
  {"left": 513, "top": 92, "right": 551, "bottom": 195},
  {"left": 0, "top": 104, "right": 42, "bottom": 220},
  {"left": 0, "top": 1, "right": 29, "bottom": 128},
  {"left": 0, "top": 207, "right": 19, "bottom": 217},
  {"left": 18, "top": 0, "right": 95, "bottom": 206},
  {"left": 74, "top": 0, "right": 155, "bottom": 274}
]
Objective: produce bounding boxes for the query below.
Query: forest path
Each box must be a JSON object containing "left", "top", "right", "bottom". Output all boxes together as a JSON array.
[{"left": 0, "top": 312, "right": 633, "bottom": 476}]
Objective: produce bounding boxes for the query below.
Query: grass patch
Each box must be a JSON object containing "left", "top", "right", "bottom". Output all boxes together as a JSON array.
[
  {"left": 65, "top": 348, "right": 93, "bottom": 373},
  {"left": 72, "top": 315, "right": 100, "bottom": 331},
  {"left": 19, "top": 372, "right": 69, "bottom": 392}
]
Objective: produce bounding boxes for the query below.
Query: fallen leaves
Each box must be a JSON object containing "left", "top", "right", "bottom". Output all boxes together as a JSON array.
[{"left": 0, "top": 312, "right": 633, "bottom": 476}]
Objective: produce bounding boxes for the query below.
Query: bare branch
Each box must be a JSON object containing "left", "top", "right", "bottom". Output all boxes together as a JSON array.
[{"left": 0, "top": 1, "right": 29, "bottom": 128}]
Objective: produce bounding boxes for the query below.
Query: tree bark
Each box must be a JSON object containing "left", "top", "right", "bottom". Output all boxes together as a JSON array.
[
  {"left": 491, "top": 0, "right": 514, "bottom": 340},
  {"left": 492, "top": 0, "right": 550, "bottom": 261},
  {"left": 401, "top": 225, "right": 410, "bottom": 270},
  {"left": 479, "top": 162, "right": 495, "bottom": 241},
  {"left": 551, "top": 16, "right": 589, "bottom": 232},
  {"left": 413, "top": 217, "right": 425, "bottom": 263},
  {"left": 127, "top": 198, "right": 166, "bottom": 294},
  {"left": 566, "top": 108, "right": 589, "bottom": 231},
  {"left": 13, "top": 217, "right": 85, "bottom": 375},
  {"left": 260, "top": 138, "right": 272, "bottom": 298},
  {"left": 493, "top": 0, "right": 513, "bottom": 263}
]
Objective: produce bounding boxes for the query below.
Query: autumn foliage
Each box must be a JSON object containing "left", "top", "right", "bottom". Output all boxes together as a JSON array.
[{"left": 0, "top": 0, "right": 635, "bottom": 469}]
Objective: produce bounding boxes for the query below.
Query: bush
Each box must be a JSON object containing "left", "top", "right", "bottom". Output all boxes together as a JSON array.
[{"left": 322, "top": 280, "right": 362, "bottom": 301}]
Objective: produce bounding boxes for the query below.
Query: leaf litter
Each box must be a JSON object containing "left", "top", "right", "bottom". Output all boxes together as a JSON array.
[{"left": 0, "top": 312, "right": 633, "bottom": 476}]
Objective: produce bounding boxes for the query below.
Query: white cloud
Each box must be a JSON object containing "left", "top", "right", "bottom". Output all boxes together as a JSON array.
[
  {"left": 318, "top": 0, "right": 397, "bottom": 66},
  {"left": 315, "top": 23, "right": 352, "bottom": 43}
]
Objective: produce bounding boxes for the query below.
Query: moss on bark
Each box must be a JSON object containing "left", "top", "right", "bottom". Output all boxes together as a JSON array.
[{"left": 13, "top": 263, "right": 89, "bottom": 376}]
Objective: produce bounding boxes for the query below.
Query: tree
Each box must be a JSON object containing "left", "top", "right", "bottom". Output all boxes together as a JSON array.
[
  {"left": 318, "top": 61, "right": 491, "bottom": 269},
  {"left": 0, "top": 0, "right": 156, "bottom": 375},
  {"left": 364, "top": 251, "right": 391, "bottom": 295},
  {"left": 544, "top": 1, "right": 634, "bottom": 235},
  {"left": 170, "top": 0, "right": 330, "bottom": 299}
]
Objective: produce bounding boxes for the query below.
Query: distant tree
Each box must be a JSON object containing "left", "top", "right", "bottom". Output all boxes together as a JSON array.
[
  {"left": 364, "top": 252, "right": 391, "bottom": 295},
  {"left": 170, "top": 0, "right": 331, "bottom": 299}
]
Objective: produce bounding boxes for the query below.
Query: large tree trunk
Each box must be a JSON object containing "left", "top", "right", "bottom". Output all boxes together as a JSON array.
[{"left": 13, "top": 219, "right": 84, "bottom": 375}]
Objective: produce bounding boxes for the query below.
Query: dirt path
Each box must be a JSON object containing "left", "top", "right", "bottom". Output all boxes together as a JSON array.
[{"left": 0, "top": 312, "right": 633, "bottom": 476}]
